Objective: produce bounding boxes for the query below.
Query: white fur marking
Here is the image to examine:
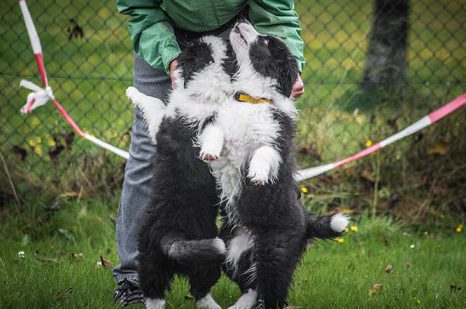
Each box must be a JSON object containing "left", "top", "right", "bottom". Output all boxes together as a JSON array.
[
  {"left": 228, "top": 289, "right": 258, "bottom": 309},
  {"left": 197, "top": 293, "right": 221, "bottom": 309},
  {"left": 199, "top": 124, "right": 224, "bottom": 161},
  {"left": 213, "top": 237, "right": 226, "bottom": 255},
  {"left": 226, "top": 230, "right": 253, "bottom": 272},
  {"left": 209, "top": 103, "right": 282, "bottom": 217},
  {"left": 247, "top": 145, "right": 281, "bottom": 185},
  {"left": 330, "top": 214, "right": 350, "bottom": 232},
  {"left": 126, "top": 87, "right": 166, "bottom": 143},
  {"left": 145, "top": 298, "right": 166, "bottom": 309},
  {"left": 243, "top": 262, "right": 257, "bottom": 287}
]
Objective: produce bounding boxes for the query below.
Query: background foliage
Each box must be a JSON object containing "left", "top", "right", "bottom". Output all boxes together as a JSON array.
[{"left": 0, "top": 0, "right": 465, "bottom": 223}]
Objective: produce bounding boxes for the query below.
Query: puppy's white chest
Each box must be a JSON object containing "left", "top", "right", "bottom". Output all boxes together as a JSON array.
[
  {"left": 208, "top": 102, "right": 281, "bottom": 212},
  {"left": 218, "top": 103, "right": 279, "bottom": 160}
]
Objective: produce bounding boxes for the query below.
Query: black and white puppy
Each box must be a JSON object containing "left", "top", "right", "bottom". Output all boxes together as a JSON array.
[
  {"left": 132, "top": 35, "right": 234, "bottom": 309},
  {"left": 199, "top": 23, "right": 349, "bottom": 309}
]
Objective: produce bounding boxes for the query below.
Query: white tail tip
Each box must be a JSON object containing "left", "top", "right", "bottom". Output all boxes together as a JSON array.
[
  {"left": 213, "top": 238, "right": 226, "bottom": 255},
  {"left": 330, "top": 214, "right": 350, "bottom": 232}
]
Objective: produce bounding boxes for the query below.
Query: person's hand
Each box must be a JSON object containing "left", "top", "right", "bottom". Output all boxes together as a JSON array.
[
  {"left": 169, "top": 59, "right": 178, "bottom": 87},
  {"left": 291, "top": 74, "right": 304, "bottom": 100}
]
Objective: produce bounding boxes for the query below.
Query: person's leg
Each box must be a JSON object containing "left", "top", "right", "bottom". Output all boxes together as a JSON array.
[{"left": 113, "top": 55, "right": 170, "bottom": 303}]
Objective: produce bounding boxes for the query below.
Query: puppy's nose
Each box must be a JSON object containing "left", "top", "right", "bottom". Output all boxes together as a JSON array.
[
  {"left": 232, "top": 22, "right": 241, "bottom": 33},
  {"left": 237, "top": 17, "right": 248, "bottom": 24}
]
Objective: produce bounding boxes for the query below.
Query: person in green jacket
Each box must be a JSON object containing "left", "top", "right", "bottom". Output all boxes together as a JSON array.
[{"left": 113, "top": 0, "right": 306, "bottom": 306}]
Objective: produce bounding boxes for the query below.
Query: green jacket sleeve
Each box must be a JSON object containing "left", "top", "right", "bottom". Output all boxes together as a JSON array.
[
  {"left": 117, "top": 0, "right": 181, "bottom": 74},
  {"left": 249, "top": 0, "right": 305, "bottom": 71}
]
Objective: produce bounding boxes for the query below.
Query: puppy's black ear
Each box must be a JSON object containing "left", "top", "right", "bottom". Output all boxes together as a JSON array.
[
  {"left": 176, "top": 41, "right": 214, "bottom": 88},
  {"left": 272, "top": 42, "right": 299, "bottom": 97},
  {"left": 249, "top": 36, "right": 299, "bottom": 97},
  {"left": 277, "top": 56, "right": 299, "bottom": 98},
  {"left": 222, "top": 40, "right": 239, "bottom": 81}
]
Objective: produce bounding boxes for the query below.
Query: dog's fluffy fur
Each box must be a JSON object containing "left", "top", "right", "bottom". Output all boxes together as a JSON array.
[
  {"left": 135, "top": 36, "right": 234, "bottom": 309},
  {"left": 197, "top": 23, "right": 349, "bottom": 309},
  {"left": 130, "top": 25, "right": 348, "bottom": 309}
]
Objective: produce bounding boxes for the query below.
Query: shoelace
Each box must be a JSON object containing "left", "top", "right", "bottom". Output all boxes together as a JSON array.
[{"left": 114, "top": 280, "right": 144, "bottom": 306}]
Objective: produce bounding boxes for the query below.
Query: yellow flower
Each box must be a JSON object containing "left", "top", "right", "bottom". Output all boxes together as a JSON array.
[
  {"left": 300, "top": 186, "right": 308, "bottom": 194},
  {"left": 335, "top": 237, "right": 344, "bottom": 244},
  {"left": 456, "top": 224, "right": 463, "bottom": 233},
  {"left": 344, "top": 227, "right": 349, "bottom": 233},
  {"left": 350, "top": 226, "right": 359, "bottom": 232},
  {"left": 45, "top": 134, "right": 56, "bottom": 147},
  {"left": 48, "top": 139, "right": 56, "bottom": 147},
  {"left": 366, "top": 139, "right": 373, "bottom": 147},
  {"left": 28, "top": 139, "right": 36, "bottom": 147},
  {"left": 35, "top": 136, "right": 42, "bottom": 144},
  {"left": 33, "top": 146, "right": 43, "bottom": 157}
]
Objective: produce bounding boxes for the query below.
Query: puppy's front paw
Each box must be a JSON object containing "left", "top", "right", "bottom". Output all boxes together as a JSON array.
[
  {"left": 247, "top": 163, "right": 270, "bottom": 186},
  {"left": 200, "top": 143, "right": 222, "bottom": 161},
  {"left": 200, "top": 150, "right": 219, "bottom": 161}
]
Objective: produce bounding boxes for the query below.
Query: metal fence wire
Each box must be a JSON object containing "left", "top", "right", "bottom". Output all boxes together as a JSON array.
[{"left": 0, "top": 1, "right": 465, "bottom": 201}]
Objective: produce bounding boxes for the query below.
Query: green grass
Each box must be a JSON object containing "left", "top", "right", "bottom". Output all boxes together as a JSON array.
[{"left": 1, "top": 198, "right": 465, "bottom": 308}]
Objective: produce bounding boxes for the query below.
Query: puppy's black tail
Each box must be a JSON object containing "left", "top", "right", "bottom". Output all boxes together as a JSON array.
[
  {"left": 306, "top": 213, "right": 349, "bottom": 240},
  {"left": 162, "top": 237, "right": 226, "bottom": 265}
]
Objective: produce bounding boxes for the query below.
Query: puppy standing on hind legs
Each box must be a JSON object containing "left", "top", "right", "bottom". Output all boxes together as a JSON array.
[
  {"left": 200, "top": 22, "right": 349, "bottom": 309},
  {"left": 131, "top": 35, "right": 234, "bottom": 309}
]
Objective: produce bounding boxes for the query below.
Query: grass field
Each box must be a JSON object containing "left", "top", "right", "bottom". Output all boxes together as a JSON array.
[
  {"left": 0, "top": 2, "right": 465, "bottom": 308},
  {"left": 1, "top": 197, "right": 465, "bottom": 308}
]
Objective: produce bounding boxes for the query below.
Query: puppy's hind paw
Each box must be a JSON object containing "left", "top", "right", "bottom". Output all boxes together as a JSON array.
[
  {"left": 197, "top": 293, "right": 222, "bottom": 309},
  {"left": 228, "top": 289, "right": 257, "bottom": 309}
]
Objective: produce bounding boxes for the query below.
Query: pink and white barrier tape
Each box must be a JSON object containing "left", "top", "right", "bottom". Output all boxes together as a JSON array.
[
  {"left": 18, "top": 0, "right": 129, "bottom": 160},
  {"left": 18, "top": 0, "right": 465, "bottom": 180},
  {"left": 295, "top": 93, "right": 466, "bottom": 181}
]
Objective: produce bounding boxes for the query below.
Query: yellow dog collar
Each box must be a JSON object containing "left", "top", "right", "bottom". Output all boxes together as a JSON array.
[{"left": 234, "top": 92, "right": 273, "bottom": 105}]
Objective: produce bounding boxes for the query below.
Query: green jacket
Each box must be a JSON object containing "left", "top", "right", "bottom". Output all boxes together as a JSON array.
[{"left": 117, "top": 0, "right": 305, "bottom": 74}]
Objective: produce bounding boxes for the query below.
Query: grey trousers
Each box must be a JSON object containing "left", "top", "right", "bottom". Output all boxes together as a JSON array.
[
  {"left": 113, "top": 28, "right": 232, "bottom": 285},
  {"left": 112, "top": 55, "right": 170, "bottom": 284}
]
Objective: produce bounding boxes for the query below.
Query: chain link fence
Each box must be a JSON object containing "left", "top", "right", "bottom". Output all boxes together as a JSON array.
[{"left": 1, "top": 1, "right": 465, "bottom": 217}]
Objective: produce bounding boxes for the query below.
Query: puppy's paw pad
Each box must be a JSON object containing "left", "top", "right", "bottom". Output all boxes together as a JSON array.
[
  {"left": 200, "top": 152, "right": 219, "bottom": 161},
  {"left": 200, "top": 145, "right": 221, "bottom": 161}
]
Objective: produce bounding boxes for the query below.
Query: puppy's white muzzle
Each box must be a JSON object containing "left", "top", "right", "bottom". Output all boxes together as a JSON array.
[{"left": 230, "top": 22, "right": 260, "bottom": 54}]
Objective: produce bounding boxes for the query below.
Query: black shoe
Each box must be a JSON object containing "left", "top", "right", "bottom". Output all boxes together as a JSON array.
[{"left": 113, "top": 279, "right": 144, "bottom": 306}]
